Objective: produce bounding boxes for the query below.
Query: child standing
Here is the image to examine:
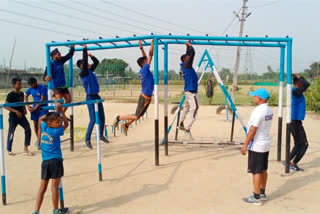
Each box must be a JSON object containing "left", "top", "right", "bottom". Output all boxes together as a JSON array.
[
  {"left": 33, "top": 103, "right": 69, "bottom": 214},
  {"left": 4, "top": 77, "right": 32, "bottom": 156},
  {"left": 25, "top": 77, "right": 48, "bottom": 150},
  {"left": 241, "top": 88, "right": 273, "bottom": 206}
]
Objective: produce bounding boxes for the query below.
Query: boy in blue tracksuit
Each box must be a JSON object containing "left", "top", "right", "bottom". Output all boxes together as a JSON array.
[
  {"left": 113, "top": 40, "right": 154, "bottom": 136},
  {"left": 179, "top": 41, "right": 199, "bottom": 140},
  {"left": 76, "top": 44, "right": 109, "bottom": 149},
  {"left": 33, "top": 103, "right": 69, "bottom": 214},
  {"left": 289, "top": 73, "right": 310, "bottom": 171},
  {"left": 25, "top": 77, "right": 48, "bottom": 150},
  {"left": 44, "top": 46, "right": 75, "bottom": 113}
]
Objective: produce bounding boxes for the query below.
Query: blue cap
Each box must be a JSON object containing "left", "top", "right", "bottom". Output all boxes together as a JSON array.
[{"left": 249, "top": 88, "right": 270, "bottom": 100}]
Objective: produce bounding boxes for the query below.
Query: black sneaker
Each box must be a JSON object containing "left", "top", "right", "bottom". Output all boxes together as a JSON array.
[
  {"left": 85, "top": 141, "right": 93, "bottom": 149},
  {"left": 290, "top": 164, "right": 304, "bottom": 171},
  {"left": 56, "top": 207, "right": 69, "bottom": 214},
  {"left": 100, "top": 136, "right": 110, "bottom": 143}
]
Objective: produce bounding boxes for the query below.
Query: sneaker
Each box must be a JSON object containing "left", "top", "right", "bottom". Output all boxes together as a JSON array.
[
  {"left": 290, "top": 164, "right": 304, "bottom": 171},
  {"left": 55, "top": 207, "right": 69, "bottom": 214},
  {"left": 184, "top": 130, "right": 193, "bottom": 141},
  {"left": 84, "top": 141, "right": 93, "bottom": 149},
  {"left": 23, "top": 151, "right": 34, "bottom": 156},
  {"left": 8, "top": 151, "right": 15, "bottom": 156},
  {"left": 35, "top": 140, "right": 41, "bottom": 150},
  {"left": 260, "top": 193, "right": 267, "bottom": 201},
  {"left": 112, "top": 113, "right": 120, "bottom": 128},
  {"left": 243, "top": 195, "right": 262, "bottom": 206},
  {"left": 121, "top": 123, "right": 128, "bottom": 136},
  {"left": 100, "top": 136, "right": 110, "bottom": 143},
  {"left": 178, "top": 122, "right": 186, "bottom": 131}
]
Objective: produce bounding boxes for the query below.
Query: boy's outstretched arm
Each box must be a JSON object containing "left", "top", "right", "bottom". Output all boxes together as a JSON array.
[
  {"left": 139, "top": 40, "right": 147, "bottom": 58},
  {"left": 148, "top": 39, "right": 154, "bottom": 65},
  {"left": 56, "top": 103, "right": 69, "bottom": 130}
]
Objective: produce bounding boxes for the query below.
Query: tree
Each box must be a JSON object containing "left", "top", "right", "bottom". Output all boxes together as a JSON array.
[
  {"left": 304, "top": 61, "right": 320, "bottom": 81},
  {"left": 94, "top": 58, "right": 129, "bottom": 77},
  {"left": 218, "top": 68, "right": 233, "bottom": 83}
]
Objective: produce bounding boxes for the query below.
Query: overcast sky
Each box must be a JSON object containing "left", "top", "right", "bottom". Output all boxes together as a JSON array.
[{"left": 0, "top": 0, "right": 319, "bottom": 74}]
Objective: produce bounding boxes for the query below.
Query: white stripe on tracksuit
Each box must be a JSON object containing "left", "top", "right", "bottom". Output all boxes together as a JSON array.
[{"left": 180, "top": 91, "right": 199, "bottom": 130}]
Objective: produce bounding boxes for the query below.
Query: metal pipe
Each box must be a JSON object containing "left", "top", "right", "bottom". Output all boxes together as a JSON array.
[
  {"left": 0, "top": 99, "right": 64, "bottom": 108},
  {"left": 0, "top": 108, "right": 6, "bottom": 205},
  {"left": 154, "top": 37, "right": 159, "bottom": 166},
  {"left": 95, "top": 103, "right": 102, "bottom": 181},
  {"left": 69, "top": 57, "right": 74, "bottom": 152},
  {"left": 277, "top": 46, "right": 285, "bottom": 161},
  {"left": 285, "top": 39, "right": 293, "bottom": 173},
  {"left": 163, "top": 43, "right": 169, "bottom": 156},
  {"left": 40, "top": 99, "right": 104, "bottom": 111}
]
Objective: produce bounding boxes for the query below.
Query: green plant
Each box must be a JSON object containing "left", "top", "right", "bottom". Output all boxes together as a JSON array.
[{"left": 305, "top": 78, "right": 320, "bottom": 112}]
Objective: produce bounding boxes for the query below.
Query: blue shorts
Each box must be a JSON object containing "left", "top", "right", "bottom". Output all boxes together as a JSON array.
[{"left": 31, "top": 109, "right": 48, "bottom": 121}]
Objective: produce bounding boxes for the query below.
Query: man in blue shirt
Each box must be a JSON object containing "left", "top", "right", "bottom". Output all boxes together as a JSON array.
[
  {"left": 77, "top": 44, "right": 109, "bottom": 149},
  {"left": 113, "top": 40, "right": 154, "bottom": 136},
  {"left": 289, "top": 73, "right": 310, "bottom": 171},
  {"left": 25, "top": 77, "right": 48, "bottom": 150},
  {"left": 33, "top": 103, "right": 69, "bottom": 214},
  {"left": 44, "top": 46, "right": 75, "bottom": 113},
  {"left": 179, "top": 41, "right": 199, "bottom": 140}
]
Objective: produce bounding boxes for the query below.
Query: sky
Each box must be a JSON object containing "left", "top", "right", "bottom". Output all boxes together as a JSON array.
[{"left": 0, "top": 0, "right": 319, "bottom": 75}]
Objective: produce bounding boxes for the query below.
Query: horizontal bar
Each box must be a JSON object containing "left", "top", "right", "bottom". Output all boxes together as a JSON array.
[
  {"left": 75, "top": 40, "right": 285, "bottom": 52},
  {"left": 41, "top": 99, "right": 104, "bottom": 111},
  {"left": 0, "top": 99, "right": 64, "bottom": 108},
  {"left": 47, "top": 35, "right": 292, "bottom": 47}
]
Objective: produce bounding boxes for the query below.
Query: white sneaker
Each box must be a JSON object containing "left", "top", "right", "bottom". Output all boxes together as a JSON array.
[
  {"left": 184, "top": 130, "right": 193, "bottom": 141},
  {"left": 112, "top": 113, "right": 120, "bottom": 128}
]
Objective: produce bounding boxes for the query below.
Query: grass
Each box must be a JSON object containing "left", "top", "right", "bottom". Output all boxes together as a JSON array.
[{"left": 0, "top": 84, "right": 284, "bottom": 107}]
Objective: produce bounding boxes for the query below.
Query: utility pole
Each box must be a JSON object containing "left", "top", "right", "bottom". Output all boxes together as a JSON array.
[{"left": 231, "top": 0, "right": 250, "bottom": 102}]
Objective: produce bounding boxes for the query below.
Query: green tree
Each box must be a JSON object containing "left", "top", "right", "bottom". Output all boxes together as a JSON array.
[
  {"left": 95, "top": 58, "right": 129, "bottom": 77},
  {"left": 304, "top": 61, "right": 320, "bottom": 81},
  {"left": 218, "top": 67, "right": 233, "bottom": 83}
]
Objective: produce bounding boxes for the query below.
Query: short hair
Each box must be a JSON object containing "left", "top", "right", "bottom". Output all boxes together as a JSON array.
[
  {"left": 137, "top": 56, "right": 147, "bottom": 67},
  {"left": 43, "top": 112, "right": 61, "bottom": 122},
  {"left": 50, "top": 48, "right": 59, "bottom": 57},
  {"left": 27, "top": 77, "right": 37, "bottom": 85},
  {"left": 77, "top": 59, "right": 83, "bottom": 68},
  {"left": 293, "top": 76, "right": 300, "bottom": 85},
  {"left": 180, "top": 54, "right": 187, "bottom": 62},
  {"left": 12, "top": 77, "right": 22, "bottom": 85}
]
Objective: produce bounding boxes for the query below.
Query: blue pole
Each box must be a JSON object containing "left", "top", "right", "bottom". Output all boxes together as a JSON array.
[
  {"left": 95, "top": 103, "right": 102, "bottom": 181},
  {"left": 46, "top": 45, "right": 53, "bottom": 101},
  {"left": 41, "top": 99, "right": 104, "bottom": 111},
  {"left": 0, "top": 107, "right": 6, "bottom": 205},
  {"left": 154, "top": 37, "right": 159, "bottom": 166},
  {"left": 277, "top": 46, "right": 285, "bottom": 161},
  {"left": 0, "top": 99, "right": 64, "bottom": 108},
  {"left": 285, "top": 39, "right": 293, "bottom": 173},
  {"left": 69, "top": 58, "right": 74, "bottom": 152},
  {"left": 163, "top": 43, "right": 169, "bottom": 156},
  {"left": 225, "top": 95, "right": 229, "bottom": 121},
  {"left": 58, "top": 180, "right": 64, "bottom": 209}
]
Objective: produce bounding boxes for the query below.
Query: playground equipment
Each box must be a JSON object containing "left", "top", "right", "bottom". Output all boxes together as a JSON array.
[
  {"left": 45, "top": 34, "right": 293, "bottom": 174},
  {"left": 0, "top": 99, "right": 103, "bottom": 206},
  {"left": 162, "top": 50, "right": 247, "bottom": 145}
]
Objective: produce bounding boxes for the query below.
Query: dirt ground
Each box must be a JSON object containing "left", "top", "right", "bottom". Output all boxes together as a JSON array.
[{"left": 0, "top": 102, "right": 319, "bottom": 214}]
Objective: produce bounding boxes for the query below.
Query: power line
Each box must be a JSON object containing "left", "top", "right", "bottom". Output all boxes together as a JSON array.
[
  {"left": 100, "top": 0, "right": 207, "bottom": 35},
  {"left": 251, "top": 0, "right": 282, "bottom": 9},
  {"left": 0, "top": 8, "right": 100, "bottom": 36},
  {"left": 13, "top": 0, "right": 113, "bottom": 37},
  {"left": 47, "top": 1, "right": 138, "bottom": 35},
  {"left": 67, "top": 0, "right": 159, "bottom": 34},
  {"left": 71, "top": 0, "right": 183, "bottom": 35},
  {"left": 0, "top": 18, "right": 79, "bottom": 37},
  {"left": 69, "top": 0, "right": 165, "bottom": 35}
]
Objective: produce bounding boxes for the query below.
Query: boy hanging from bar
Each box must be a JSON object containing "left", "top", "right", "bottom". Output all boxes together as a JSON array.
[
  {"left": 112, "top": 39, "right": 154, "bottom": 136},
  {"left": 25, "top": 77, "right": 48, "bottom": 150},
  {"left": 76, "top": 44, "right": 109, "bottom": 149},
  {"left": 43, "top": 45, "right": 75, "bottom": 113},
  {"left": 4, "top": 77, "right": 32, "bottom": 156},
  {"left": 33, "top": 103, "right": 69, "bottom": 214},
  {"left": 178, "top": 41, "right": 199, "bottom": 140}
]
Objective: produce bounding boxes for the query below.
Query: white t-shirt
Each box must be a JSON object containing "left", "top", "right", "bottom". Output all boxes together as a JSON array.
[{"left": 247, "top": 103, "right": 273, "bottom": 153}]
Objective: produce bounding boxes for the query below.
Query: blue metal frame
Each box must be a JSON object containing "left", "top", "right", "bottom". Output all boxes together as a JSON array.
[{"left": 45, "top": 34, "right": 293, "bottom": 173}]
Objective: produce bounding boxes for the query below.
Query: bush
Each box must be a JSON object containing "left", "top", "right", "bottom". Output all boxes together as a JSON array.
[{"left": 305, "top": 78, "right": 320, "bottom": 112}]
